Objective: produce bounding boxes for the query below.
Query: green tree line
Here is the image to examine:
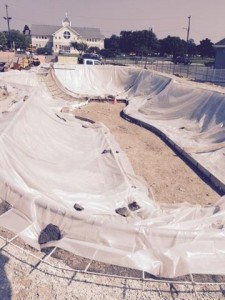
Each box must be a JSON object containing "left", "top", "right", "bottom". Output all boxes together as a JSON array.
[
  {"left": 0, "top": 28, "right": 215, "bottom": 60},
  {"left": 102, "top": 30, "right": 215, "bottom": 58}
]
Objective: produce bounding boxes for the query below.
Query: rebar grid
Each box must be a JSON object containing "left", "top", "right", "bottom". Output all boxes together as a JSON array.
[{"left": 0, "top": 226, "right": 225, "bottom": 289}]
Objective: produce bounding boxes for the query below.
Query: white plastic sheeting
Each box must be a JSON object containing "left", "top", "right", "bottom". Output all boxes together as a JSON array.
[
  {"left": 54, "top": 65, "right": 225, "bottom": 188},
  {"left": 124, "top": 77, "right": 225, "bottom": 187},
  {"left": 0, "top": 66, "right": 225, "bottom": 278}
]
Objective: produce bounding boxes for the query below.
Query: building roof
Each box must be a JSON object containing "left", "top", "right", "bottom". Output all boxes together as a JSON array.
[
  {"left": 73, "top": 27, "right": 103, "bottom": 39},
  {"left": 214, "top": 38, "right": 225, "bottom": 47},
  {"left": 63, "top": 17, "right": 70, "bottom": 24},
  {"left": 31, "top": 24, "right": 60, "bottom": 36},
  {"left": 31, "top": 24, "right": 104, "bottom": 39}
]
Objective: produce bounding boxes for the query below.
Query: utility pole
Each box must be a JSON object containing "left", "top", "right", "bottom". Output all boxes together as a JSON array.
[
  {"left": 4, "top": 5, "right": 12, "bottom": 49},
  {"left": 144, "top": 27, "right": 153, "bottom": 69},
  {"left": 185, "top": 16, "right": 191, "bottom": 57}
]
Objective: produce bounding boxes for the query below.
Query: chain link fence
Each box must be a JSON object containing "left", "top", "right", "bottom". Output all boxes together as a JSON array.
[
  {"left": 147, "top": 61, "right": 225, "bottom": 84},
  {"left": 104, "top": 57, "right": 225, "bottom": 84}
]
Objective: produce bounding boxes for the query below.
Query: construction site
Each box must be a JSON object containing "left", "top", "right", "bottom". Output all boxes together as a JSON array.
[{"left": 0, "top": 53, "right": 225, "bottom": 299}]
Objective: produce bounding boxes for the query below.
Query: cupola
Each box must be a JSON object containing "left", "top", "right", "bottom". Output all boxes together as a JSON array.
[{"left": 62, "top": 13, "right": 71, "bottom": 27}]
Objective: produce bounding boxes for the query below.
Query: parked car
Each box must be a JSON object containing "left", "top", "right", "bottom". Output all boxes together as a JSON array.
[
  {"left": 204, "top": 61, "right": 214, "bottom": 67},
  {"left": 36, "top": 47, "right": 51, "bottom": 55},
  {"left": 78, "top": 53, "right": 102, "bottom": 64},
  {"left": 172, "top": 56, "right": 192, "bottom": 65},
  {"left": 82, "top": 58, "right": 102, "bottom": 65},
  {"left": 0, "top": 62, "right": 5, "bottom": 72},
  {"left": 82, "top": 53, "right": 102, "bottom": 60}
]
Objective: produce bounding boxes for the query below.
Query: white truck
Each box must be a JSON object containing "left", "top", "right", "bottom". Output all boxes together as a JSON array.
[
  {"left": 78, "top": 53, "right": 103, "bottom": 65},
  {"left": 82, "top": 58, "right": 102, "bottom": 65}
]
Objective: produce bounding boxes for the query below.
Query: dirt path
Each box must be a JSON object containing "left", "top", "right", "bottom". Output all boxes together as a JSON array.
[{"left": 74, "top": 101, "right": 220, "bottom": 206}]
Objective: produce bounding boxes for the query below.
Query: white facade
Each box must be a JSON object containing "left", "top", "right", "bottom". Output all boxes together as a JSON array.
[
  {"left": 32, "top": 35, "right": 52, "bottom": 50},
  {"left": 31, "top": 17, "right": 105, "bottom": 53},
  {"left": 53, "top": 26, "right": 81, "bottom": 54}
]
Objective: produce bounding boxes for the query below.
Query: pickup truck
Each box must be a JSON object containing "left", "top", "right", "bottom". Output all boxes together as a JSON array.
[
  {"left": 78, "top": 53, "right": 102, "bottom": 65},
  {"left": 82, "top": 58, "right": 102, "bottom": 65}
]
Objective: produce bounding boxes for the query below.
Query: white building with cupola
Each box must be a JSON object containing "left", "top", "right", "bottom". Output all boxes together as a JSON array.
[{"left": 30, "top": 15, "right": 105, "bottom": 54}]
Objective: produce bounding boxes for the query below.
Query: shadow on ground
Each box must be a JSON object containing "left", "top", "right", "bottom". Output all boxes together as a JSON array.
[{"left": 0, "top": 253, "right": 12, "bottom": 299}]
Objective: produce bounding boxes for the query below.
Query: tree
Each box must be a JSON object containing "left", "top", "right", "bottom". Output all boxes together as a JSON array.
[
  {"left": 87, "top": 46, "right": 100, "bottom": 54},
  {"left": 99, "top": 48, "right": 116, "bottom": 58},
  {"left": 104, "top": 30, "right": 159, "bottom": 57},
  {"left": 133, "top": 29, "right": 158, "bottom": 56},
  {"left": 159, "top": 36, "right": 186, "bottom": 57},
  {"left": 197, "top": 38, "right": 215, "bottom": 58},
  {"left": 130, "top": 30, "right": 147, "bottom": 55},
  {"left": 119, "top": 31, "right": 133, "bottom": 54},
  {"left": 4, "top": 30, "right": 31, "bottom": 50},
  {"left": 118, "top": 30, "right": 159, "bottom": 55},
  {"left": 70, "top": 42, "right": 88, "bottom": 54},
  {"left": 104, "top": 34, "right": 120, "bottom": 54},
  {"left": 0, "top": 32, "right": 7, "bottom": 50},
  {"left": 187, "top": 39, "right": 197, "bottom": 57}
]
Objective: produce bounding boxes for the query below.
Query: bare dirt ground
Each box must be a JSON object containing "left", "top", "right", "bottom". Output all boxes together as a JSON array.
[
  {"left": 0, "top": 51, "right": 15, "bottom": 63},
  {"left": 0, "top": 50, "right": 46, "bottom": 65},
  {"left": 74, "top": 101, "right": 220, "bottom": 206},
  {"left": 0, "top": 66, "right": 224, "bottom": 299}
]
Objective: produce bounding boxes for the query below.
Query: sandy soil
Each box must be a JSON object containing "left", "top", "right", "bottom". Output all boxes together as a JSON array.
[
  {"left": 0, "top": 68, "right": 224, "bottom": 299},
  {"left": 0, "top": 51, "right": 15, "bottom": 63},
  {"left": 74, "top": 101, "right": 220, "bottom": 206},
  {"left": 0, "top": 50, "right": 47, "bottom": 65}
]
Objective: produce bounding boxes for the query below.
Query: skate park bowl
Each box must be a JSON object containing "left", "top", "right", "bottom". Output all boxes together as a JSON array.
[{"left": 0, "top": 65, "right": 225, "bottom": 280}]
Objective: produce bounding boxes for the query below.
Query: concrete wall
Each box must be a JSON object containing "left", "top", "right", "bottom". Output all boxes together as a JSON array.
[{"left": 57, "top": 56, "right": 78, "bottom": 64}]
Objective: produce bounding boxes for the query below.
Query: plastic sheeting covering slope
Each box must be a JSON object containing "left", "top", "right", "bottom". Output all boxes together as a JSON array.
[
  {"left": 54, "top": 65, "right": 225, "bottom": 186},
  {"left": 53, "top": 64, "right": 171, "bottom": 99},
  {"left": 124, "top": 74, "right": 225, "bottom": 186},
  {"left": 0, "top": 67, "right": 225, "bottom": 278}
]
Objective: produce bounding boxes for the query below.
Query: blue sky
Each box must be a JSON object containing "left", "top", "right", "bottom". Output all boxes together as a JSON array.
[{"left": 0, "top": 0, "right": 224, "bottom": 44}]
